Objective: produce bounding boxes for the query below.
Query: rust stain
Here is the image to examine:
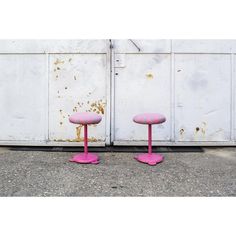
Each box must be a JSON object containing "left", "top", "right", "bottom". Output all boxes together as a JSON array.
[
  {"left": 76, "top": 125, "right": 83, "bottom": 141},
  {"left": 146, "top": 73, "right": 154, "bottom": 80},
  {"left": 90, "top": 100, "right": 106, "bottom": 114},
  {"left": 54, "top": 138, "right": 99, "bottom": 142},
  {"left": 72, "top": 106, "right": 78, "bottom": 112},
  {"left": 74, "top": 125, "right": 98, "bottom": 142},
  {"left": 54, "top": 58, "right": 64, "bottom": 65}
]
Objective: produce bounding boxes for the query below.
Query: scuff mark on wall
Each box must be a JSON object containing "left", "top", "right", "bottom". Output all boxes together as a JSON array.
[
  {"left": 54, "top": 58, "right": 65, "bottom": 65},
  {"left": 146, "top": 73, "right": 154, "bottom": 80}
]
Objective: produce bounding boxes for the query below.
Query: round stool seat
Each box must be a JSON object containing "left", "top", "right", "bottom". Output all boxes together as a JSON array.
[
  {"left": 69, "top": 112, "right": 102, "bottom": 125},
  {"left": 133, "top": 113, "right": 166, "bottom": 125}
]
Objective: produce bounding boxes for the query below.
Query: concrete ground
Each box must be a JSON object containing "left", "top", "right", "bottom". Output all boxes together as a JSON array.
[{"left": 0, "top": 147, "right": 235, "bottom": 196}]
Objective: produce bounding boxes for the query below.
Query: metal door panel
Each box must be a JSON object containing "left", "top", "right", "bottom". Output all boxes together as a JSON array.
[
  {"left": 0, "top": 54, "right": 47, "bottom": 141},
  {"left": 174, "top": 54, "right": 231, "bottom": 141},
  {"left": 114, "top": 53, "right": 171, "bottom": 141},
  {"left": 49, "top": 54, "right": 107, "bottom": 143}
]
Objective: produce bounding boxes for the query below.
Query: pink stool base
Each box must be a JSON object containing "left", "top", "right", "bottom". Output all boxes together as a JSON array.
[
  {"left": 134, "top": 153, "right": 164, "bottom": 166},
  {"left": 69, "top": 153, "right": 99, "bottom": 164}
]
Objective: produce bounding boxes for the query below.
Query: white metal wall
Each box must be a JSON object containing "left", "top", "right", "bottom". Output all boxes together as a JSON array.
[
  {"left": 0, "top": 40, "right": 109, "bottom": 146},
  {"left": 0, "top": 40, "right": 236, "bottom": 146},
  {"left": 112, "top": 40, "right": 236, "bottom": 146}
]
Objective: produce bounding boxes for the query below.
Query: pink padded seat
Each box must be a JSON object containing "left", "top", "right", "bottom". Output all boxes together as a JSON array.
[
  {"left": 69, "top": 112, "right": 102, "bottom": 125},
  {"left": 133, "top": 113, "right": 166, "bottom": 125}
]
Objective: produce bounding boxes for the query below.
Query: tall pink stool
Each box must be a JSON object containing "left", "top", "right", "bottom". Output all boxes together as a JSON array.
[
  {"left": 133, "top": 113, "right": 166, "bottom": 166},
  {"left": 69, "top": 112, "right": 102, "bottom": 164}
]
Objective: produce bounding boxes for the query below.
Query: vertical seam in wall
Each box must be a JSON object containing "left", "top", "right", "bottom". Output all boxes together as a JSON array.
[
  {"left": 230, "top": 53, "right": 234, "bottom": 141},
  {"left": 110, "top": 40, "right": 115, "bottom": 144},
  {"left": 170, "top": 40, "right": 175, "bottom": 142},
  {"left": 47, "top": 53, "right": 50, "bottom": 142},
  {"left": 105, "top": 40, "right": 111, "bottom": 145}
]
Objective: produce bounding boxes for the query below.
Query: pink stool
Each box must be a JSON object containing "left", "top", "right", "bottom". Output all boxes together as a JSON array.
[
  {"left": 133, "top": 113, "right": 166, "bottom": 166},
  {"left": 69, "top": 112, "right": 102, "bottom": 164}
]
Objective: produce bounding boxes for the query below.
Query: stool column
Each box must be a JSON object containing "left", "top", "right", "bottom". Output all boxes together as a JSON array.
[
  {"left": 84, "top": 124, "right": 88, "bottom": 154},
  {"left": 148, "top": 124, "right": 152, "bottom": 155}
]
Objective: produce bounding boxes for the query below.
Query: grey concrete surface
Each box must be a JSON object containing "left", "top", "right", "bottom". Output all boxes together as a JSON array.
[{"left": 0, "top": 147, "right": 235, "bottom": 196}]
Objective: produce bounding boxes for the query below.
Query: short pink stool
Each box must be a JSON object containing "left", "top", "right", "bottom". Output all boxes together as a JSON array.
[
  {"left": 69, "top": 112, "right": 102, "bottom": 164},
  {"left": 133, "top": 113, "right": 166, "bottom": 166}
]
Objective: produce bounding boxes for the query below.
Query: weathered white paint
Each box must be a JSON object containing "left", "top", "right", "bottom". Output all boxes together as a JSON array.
[
  {"left": 113, "top": 39, "right": 171, "bottom": 53},
  {"left": 0, "top": 54, "right": 47, "bottom": 141},
  {"left": 0, "top": 39, "right": 236, "bottom": 146},
  {"left": 0, "top": 40, "right": 107, "bottom": 53},
  {"left": 112, "top": 40, "right": 236, "bottom": 145},
  {"left": 0, "top": 40, "right": 108, "bottom": 146},
  {"left": 49, "top": 53, "right": 107, "bottom": 143},
  {"left": 114, "top": 53, "right": 171, "bottom": 141},
  {"left": 174, "top": 54, "right": 231, "bottom": 141}
]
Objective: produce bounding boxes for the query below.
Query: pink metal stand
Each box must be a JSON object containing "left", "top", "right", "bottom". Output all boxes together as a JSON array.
[
  {"left": 135, "top": 124, "right": 164, "bottom": 166},
  {"left": 69, "top": 124, "right": 99, "bottom": 164}
]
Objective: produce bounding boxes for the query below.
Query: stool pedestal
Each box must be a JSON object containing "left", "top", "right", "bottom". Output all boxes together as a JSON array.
[
  {"left": 133, "top": 113, "right": 166, "bottom": 166},
  {"left": 134, "top": 124, "right": 164, "bottom": 165},
  {"left": 69, "top": 124, "right": 99, "bottom": 164}
]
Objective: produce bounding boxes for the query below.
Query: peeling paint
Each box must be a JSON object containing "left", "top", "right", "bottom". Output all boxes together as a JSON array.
[
  {"left": 179, "top": 128, "right": 185, "bottom": 140},
  {"left": 76, "top": 125, "right": 83, "bottom": 141},
  {"left": 53, "top": 138, "right": 100, "bottom": 142},
  {"left": 89, "top": 100, "right": 106, "bottom": 114},
  {"left": 73, "top": 125, "right": 98, "bottom": 142}
]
